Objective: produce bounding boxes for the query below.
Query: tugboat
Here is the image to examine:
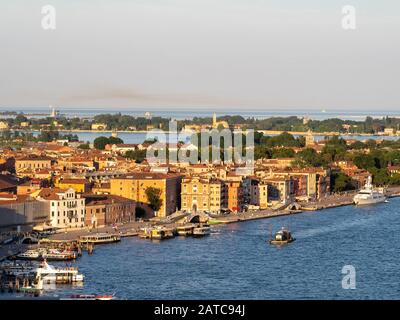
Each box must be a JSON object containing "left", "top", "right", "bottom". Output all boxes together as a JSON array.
[{"left": 269, "top": 227, "right": 295, "bottom": 245}]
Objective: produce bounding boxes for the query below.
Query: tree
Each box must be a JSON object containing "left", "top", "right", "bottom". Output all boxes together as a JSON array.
[
  {"left": 93, "top": 136, "right": 110, "bottom": 150},
  {"left": 370, "top": 168, "right": 390, "bottom": 186},
  {"left": 145, "top": 187, "right": 162, "bottom": 212},
  {"left": 352, "top": 153, "right": 376, "bottom": 170},
  {"left": 124, "top": 149, "right": 146, "bottom": 163},
  {"left": 331, "top": 172, "right": 356, "bottom": 192},
  {"left": 37, "top": 129, "right": 59, "bottom": 142},
  {"left": 15, "top": 114, "right": 28, "bottom": 124},
  {"left": 78, "top": 143, "right": 90, "bottom": 150},
  {"left": 272, "top": 148, "right": 295, "bottom": 158},
  {"left": 93, "top": 136, "right": 124, "bottom": 150},
  {"left": 294, "top": 148, "right": 326, "bottom": 168},
  {"left": 108, "top": 136, "right": 124, "bottom": 145}
]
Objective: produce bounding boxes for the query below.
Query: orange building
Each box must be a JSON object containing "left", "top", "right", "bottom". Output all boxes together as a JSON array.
[{"left": 226, "top": 181, "right": 243, "bottom": 212}]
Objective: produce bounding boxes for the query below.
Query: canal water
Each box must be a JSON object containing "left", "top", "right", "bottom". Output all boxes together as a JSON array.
[{"left": 5, "top": 198, "right": 400, "bottom": 300}]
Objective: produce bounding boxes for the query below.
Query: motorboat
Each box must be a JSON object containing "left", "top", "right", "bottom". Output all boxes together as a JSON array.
[{"left": 269, "top": 227, "right": 295, "bottom": 245}]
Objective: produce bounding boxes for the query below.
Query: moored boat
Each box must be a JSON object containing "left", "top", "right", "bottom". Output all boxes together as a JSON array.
[
  {"left": 15, "top": 250, "right": 42, "bottom": 261},
  {"left": 150, "top": 227, "right": 175, "bottom": 240},
  {"left": 79, "top": 233, "right": 121, "bottom": 244},
  {"left": 35, "top": 260, "right": 84, "bottom": 284},
  {"left": 353, "top": 176, "right": 386, "bottom": 205},
  {"left": 192, "top": 224, "right": 211, "bottom": 237},
  {"left": 176, "top": 224, "right": 195, "bottom": 236},
  {"left": 42, "top": 249, "right": 77, "bottom": 261}
]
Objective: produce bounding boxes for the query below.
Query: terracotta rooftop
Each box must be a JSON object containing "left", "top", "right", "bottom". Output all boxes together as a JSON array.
[{"left": 116, "top": 172, "right": 183, "bottom": 180}]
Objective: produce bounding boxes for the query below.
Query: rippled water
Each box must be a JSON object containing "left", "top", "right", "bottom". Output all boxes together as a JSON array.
[{"left": 6, "top": 198, "right": 400, "bottom": 300}]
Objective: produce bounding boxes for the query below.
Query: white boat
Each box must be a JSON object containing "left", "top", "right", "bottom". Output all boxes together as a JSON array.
[
  {"left": 353, "top": 176, "right": 386, "bottom": 205},
  {"left": 42, "top": 249, "right": 77, "bottom": 261},
  {"left": 176, "top": 224, "right": 195, "bottom": 236},
  {"left": 193, "top": 224, "right": 211, "bottom": 237},
  {"left": 35, "top": 261, "right": 84, "bottom": 284},
  {"left": 15, "top": 250, "right": 42, "bottom": 260}
]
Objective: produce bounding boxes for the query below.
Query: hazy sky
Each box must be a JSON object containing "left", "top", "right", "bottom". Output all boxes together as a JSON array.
[{"left": 0, "top": 0, "right": 399, "bottom": 110}]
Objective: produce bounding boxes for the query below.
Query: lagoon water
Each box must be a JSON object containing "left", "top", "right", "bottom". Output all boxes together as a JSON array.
[{"left": 25, "top": 198, "right": 400, "bottom": 300}]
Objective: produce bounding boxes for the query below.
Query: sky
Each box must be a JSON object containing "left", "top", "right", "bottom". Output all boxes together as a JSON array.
[{"left": 0, "top": 0, "right": 399, "bottom": 111}]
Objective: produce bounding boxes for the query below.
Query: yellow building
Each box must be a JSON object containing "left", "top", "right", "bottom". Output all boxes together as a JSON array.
[
  {"left": 0, "top": 121, "right": 9, "bottom": 130},
  {"left": 249, "top": 179, "right": 269, "bottom": 209},
  {"left": 212, "top": 113, "right": 229, "bottom": 129},
  {"left": 15, "top": 155, "right": 52, "bottom": 174},
  {"left": 110, "top": 173, "right": 183, "bottom": 217},
  {"left": 305, "top": 130, "right": 315, "bottom": 147},
  {"left": 55, "top": 178, "right": 91, "bottom": 193},
  {"left": 181, "top": 176, "right": 227, "bottom": 214},
  {"left": 20, "top": 121, "right": 30, "bottom": 127},
  {"left": 91, "top": 123, "right": 107, "bottom": 130}
]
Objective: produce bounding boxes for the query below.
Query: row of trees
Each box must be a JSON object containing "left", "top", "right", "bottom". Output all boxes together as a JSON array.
[
  {"left": 0, "top": 129, "right": 79, "bottom": 144},
  {"left": 3, "top": 113, "right": 400, "bottom": 134}
]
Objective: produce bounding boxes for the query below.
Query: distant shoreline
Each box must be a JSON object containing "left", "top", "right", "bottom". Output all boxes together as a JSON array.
[{"left": 19, "top": 128, "right": 399, "bottom": 138}]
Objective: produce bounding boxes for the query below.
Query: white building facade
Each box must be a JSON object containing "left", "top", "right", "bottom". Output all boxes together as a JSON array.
[{"left": 37, "top": 188, "right": 85, "bottom": 229}]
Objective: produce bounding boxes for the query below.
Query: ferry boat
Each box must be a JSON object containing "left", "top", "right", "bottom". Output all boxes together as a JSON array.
[
  {"left": 150, "top": 227, "right": 175, "bottom": 240},
  {"left": 269, "top": 227, "right": 295, "bottom": 245},
  {"left": 79, "top": 233, "right": 121, "bottom": 244},
  {"left": 42, "top": 249, "right": 77, "bottom": 261},
  {"left": 14, "top": 249, "right": 76, "bottom": 261},
  {"left": 192, "top": 224, "right": 211, "bottom": 237},
  {"left": 176, "top": 224, "right": 195, "bottom": 236},
  {"left": 35, "top": 261, "right": 84, "bottom": 284},
  {"left": 353, "top": 176, "right": 386, "bottom": 205}
]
